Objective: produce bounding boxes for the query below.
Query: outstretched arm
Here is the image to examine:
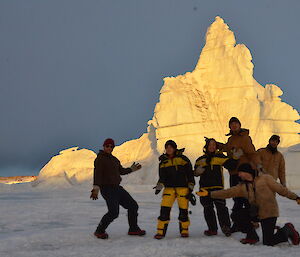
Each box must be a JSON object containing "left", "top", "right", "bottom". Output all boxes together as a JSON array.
[{"left": 210, "top": 184, "right": 245, "bottom": 199}]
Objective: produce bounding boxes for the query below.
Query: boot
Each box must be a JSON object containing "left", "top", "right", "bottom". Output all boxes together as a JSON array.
[
  {"left": 221, "top": 226, "right": 232, "bottom": 237},
  {"left": 282, "top": 223, "right": 300, "bottom": 245},
  {"left": 204, "top": 230, "right": 217, "bottom": 236},
  {"left": 240, "top": 238, "right": 259, "bottom": 245},
  {"left": 179, "top": 221, "right": 190, "bottom": 238},
  {"left": 154, "top": 219, "right": 169, "bottom": 240},
  {"left": 94, "top": 223, "right": 109, "bottom": 239},
  {"left": 128, "top": 227, "right": 146, "bottom": 236}
]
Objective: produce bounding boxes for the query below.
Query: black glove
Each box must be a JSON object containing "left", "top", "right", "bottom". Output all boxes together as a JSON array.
[
  {"left": 186, "top": 190, "right": 197, "bottom": 206},
  {"left": 153, "top": 183, "right": 164, "bottom": 195}
]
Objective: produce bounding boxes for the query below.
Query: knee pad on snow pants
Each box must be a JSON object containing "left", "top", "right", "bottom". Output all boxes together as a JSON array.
[{"left": 157, "top": 206, "right": 171, "bottom": 236}]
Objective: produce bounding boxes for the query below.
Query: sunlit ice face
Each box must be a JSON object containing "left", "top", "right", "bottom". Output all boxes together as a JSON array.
[
  {"left": 207, "top": 140, "right": 217, "bottom": 153},
  {"left": 269, "top": 139, "right": 279, "bottom": 148},
  {"left": 165, "top": 145, "right": 176, "bottom": 156},
  {"left": 238, "top": 171, "right": 253, "bottom": 181},
  {"left": 104, "top": 144, "right": 114, "bottom": 154},
  {"left": 230, "top": 121, "right": 241, "bottom": 132}
]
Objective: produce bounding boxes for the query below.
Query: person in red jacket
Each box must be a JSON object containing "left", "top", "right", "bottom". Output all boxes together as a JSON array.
[{"left": 90, "top": 138, "right": 145, "bottom": 239}]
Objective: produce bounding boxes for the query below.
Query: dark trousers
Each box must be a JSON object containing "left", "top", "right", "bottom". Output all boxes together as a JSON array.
[
  {"left": 231, "top": 207, "right": 259, "bottom": 240},
  {"left": 96, "top": 185, "right": 139, "bottom": 232},
  {"left": 200, "top": 196, "right": 231, "bottom": 232},
  {"left": 261, "top": 217, "right": 288, "bottom": 246},
  {"left": 230, "top": 174, "right": 250, "bottom": 210}
]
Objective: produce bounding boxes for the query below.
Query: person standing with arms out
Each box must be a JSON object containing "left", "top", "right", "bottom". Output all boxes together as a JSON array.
[
  {"left": 90, "top": 138, "right": 145, "bottom": 239},
  {"left": 257, "top": 135, "right": 286, "bottom": 186},
  {"left": 194, "top": 138, "right": 242, "bottom": 237},
  {"left": 197, "top": 163, "right": 300, "bottom": 246},
  {"left": 153, "top": 140, "right": 195, "bottom": 239},
  {"left": 217, "top": 117, "right": 260, "bottom": 232}
]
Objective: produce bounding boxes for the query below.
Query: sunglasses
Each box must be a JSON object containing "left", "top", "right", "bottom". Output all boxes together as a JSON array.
[{"left": 104, "top": 145, "right": 114, "bottom": 149}]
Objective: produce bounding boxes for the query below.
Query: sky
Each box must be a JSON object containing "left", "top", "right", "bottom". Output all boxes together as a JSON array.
[{"left": 0, "top": 0, "right": 299, "bottom": 176}]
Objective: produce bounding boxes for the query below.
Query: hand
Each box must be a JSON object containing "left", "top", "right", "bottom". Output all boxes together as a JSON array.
[
  {"left": 196, "top": 189, "right": 209, "bottom": 197},
  {"left": 90, "top": 189, "right": 99, "bottom": 200},
  {"left": 131, "top": 162, "right": 142, "bottom": 172},
  {"left": 188, "top": 182, "right": 195, "bottom": 191},
  {"left": 194, "top": 166, "right": 205, "bottom": 177},
  {"left": 153, "top": 183, "right": 164, "bottom": 195},
  {"left": 296, "top": 197, "right": 300, "bottom": 205},
  {"left": 232, "top": 148, "right": 243, "bottom": 160}
]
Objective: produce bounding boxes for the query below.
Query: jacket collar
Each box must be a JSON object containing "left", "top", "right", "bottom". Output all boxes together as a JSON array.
[{"left": 226, "top": 128, "right": 249, "bottom": 137}]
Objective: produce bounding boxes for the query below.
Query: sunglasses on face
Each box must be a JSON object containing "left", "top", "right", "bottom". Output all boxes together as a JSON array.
[{"left": 104, "top": 145, "right": 114, "bottom": 149}]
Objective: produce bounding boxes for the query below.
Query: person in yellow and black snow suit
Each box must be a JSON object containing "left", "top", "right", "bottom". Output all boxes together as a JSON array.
[
  {"left": 194, "top": 138, "right": 243, "bottom": 237},
  {"left": 153, "top": 140, "right": 195, "bottom": 240}
]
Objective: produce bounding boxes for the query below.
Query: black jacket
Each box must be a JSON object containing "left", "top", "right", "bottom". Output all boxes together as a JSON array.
[
  {"left": 194, "top": 152, "right": 238, "bottom": 190},
  {"left": 93, "top": 150, "right": 132, "bottom": 186},
  {"left": 158, "top": 149, "right": 195, "bottom": 187}
]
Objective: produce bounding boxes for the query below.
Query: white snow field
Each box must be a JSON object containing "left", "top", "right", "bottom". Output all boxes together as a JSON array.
[
  {"left": 0, "top": 183, "right": 299, "bottom": 257},
  {"left": 35, "top": 16, "right": 300, "bottom": 188}
]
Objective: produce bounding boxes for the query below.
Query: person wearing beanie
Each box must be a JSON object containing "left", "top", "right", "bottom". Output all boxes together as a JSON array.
[
  {"left": 196, "top": 163, "right": 300, "bottom": 246},
  {"left": 194, "top": 138, "right": 242, "bottom": 237},
  {"left": 216, "top": 117, "right": 260, "bottom": 232},
  {"left": 90, "top": 138, "right": 145, "bottom": 239},
  {"left": 257, "top": 135, "right": 286, "bottom": 186},
  {"left": 153, "top": 140, "right": 195, "bottom": 239}
]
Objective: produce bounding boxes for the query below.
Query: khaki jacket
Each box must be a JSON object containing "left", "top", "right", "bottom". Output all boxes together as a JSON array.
[
  {"left": 257, "top": 148, "right": 286, "bottom": 186},
  {"left": 221, "top": 129, "right": 259, "bottom": 174},
  {"left": 211, "top": 174, "right": 298, "bottom": 220}
]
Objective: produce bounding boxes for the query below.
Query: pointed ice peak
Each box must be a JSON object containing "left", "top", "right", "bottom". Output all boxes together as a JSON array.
[{"left": 203, "top": 16, "right": 236, "bottom": 50}]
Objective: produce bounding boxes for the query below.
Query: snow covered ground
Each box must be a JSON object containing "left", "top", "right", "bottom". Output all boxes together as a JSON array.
[{"left": 0, "top": 183, "right": 299, "bottom": 257}]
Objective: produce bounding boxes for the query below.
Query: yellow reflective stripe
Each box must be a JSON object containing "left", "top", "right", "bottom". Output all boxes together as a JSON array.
[
  {"left": 160, "top": 157, "right": 188, "bottom": 168},
  {"left": 210, "top": 157, "right": 229, "bottom": 166}
]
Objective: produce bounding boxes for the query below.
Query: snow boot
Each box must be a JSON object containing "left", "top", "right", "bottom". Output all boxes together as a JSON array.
[
  {"left": 282, "top": 223, "right": 300, "bottom": 245},
  {"left": 94, "top": 231, "right": 109, "bottom": 239},
  {"left": 179, "top": 221, "right": 190, "bottom": 238},
  {"left": 204, "top": 230, "right": 217, "bottom": 236},
  {"left": 154, "top": 234, "right": 165, "bottom": 240},
  {"left": 221, "top": 226, "right": 232, "bottom": 237},
  {"left": 154, "top": 219, "right": 169, "bottom": 240},
  {"left": 128, "top": 227, "right": 146, "bottom": 236},
  {"left": 240, "top": 238, "right": 259, "bottom": 245}
]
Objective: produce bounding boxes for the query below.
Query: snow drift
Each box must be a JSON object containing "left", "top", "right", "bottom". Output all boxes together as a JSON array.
[{"left": 36, "top": 16, "right": 300, "bottom": 188}]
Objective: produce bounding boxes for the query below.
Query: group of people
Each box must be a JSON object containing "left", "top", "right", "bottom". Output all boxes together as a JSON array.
[{"left": 90, "top": 117, "right": 300, "bottom": 247}]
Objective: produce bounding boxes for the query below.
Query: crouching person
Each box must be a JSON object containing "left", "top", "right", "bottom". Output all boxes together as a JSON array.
[
  {"left": 90, "top": 138, "right": 145, "bottom": 239},
  {"left": 197, "top": 163, "right": 300, "bottom": 246},
  {"left": 194, "top": 138, "right": 242, "bottom": 237},
  {"left": 153, "top": 140, "right": 195, "bottom": 239}
]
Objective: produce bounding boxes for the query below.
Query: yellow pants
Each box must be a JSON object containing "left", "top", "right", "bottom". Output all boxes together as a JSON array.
[{"left": 156, "top": 187, "right": 190, "bottom": 236}]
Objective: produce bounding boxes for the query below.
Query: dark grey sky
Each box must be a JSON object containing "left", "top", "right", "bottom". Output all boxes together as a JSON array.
[{"left": 0, "top": 0, "right": 299, "bottom": 176}]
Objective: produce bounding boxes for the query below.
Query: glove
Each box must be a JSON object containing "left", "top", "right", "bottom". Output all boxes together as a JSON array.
[
  {"left": 188, "top": 182, "right": 195, "bottom": 191},
  {"left": 186, "top": 192, "right": 197, "bottom": 206},
  {"left": 232, "top": 148, "right": 243, "bottom": 160},
  {"left": 131, "top": 162, "right": 142, "bottom": 172},
  {"left": 296, "top": 197, "right": 300, "bottom": 205},
  {"left": 196, "top": 189, "right": 209, "bottom": 197},
  {"left": 194, "top": 166, "right": 205, "bottom": 177},
  {"left": 90, "top": 186, "right": 99, "bottom": 200},
  {"left": 153, "top": 183, "right": 164, "bottom": 195}
]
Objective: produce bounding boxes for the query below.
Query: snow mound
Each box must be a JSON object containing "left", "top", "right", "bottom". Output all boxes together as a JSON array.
[
  {"left": 284, "top": 144, "right": 300, "bottom": 189},
  {"left": 34, "top": 147, "right": 96, "bottom": 187}
]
